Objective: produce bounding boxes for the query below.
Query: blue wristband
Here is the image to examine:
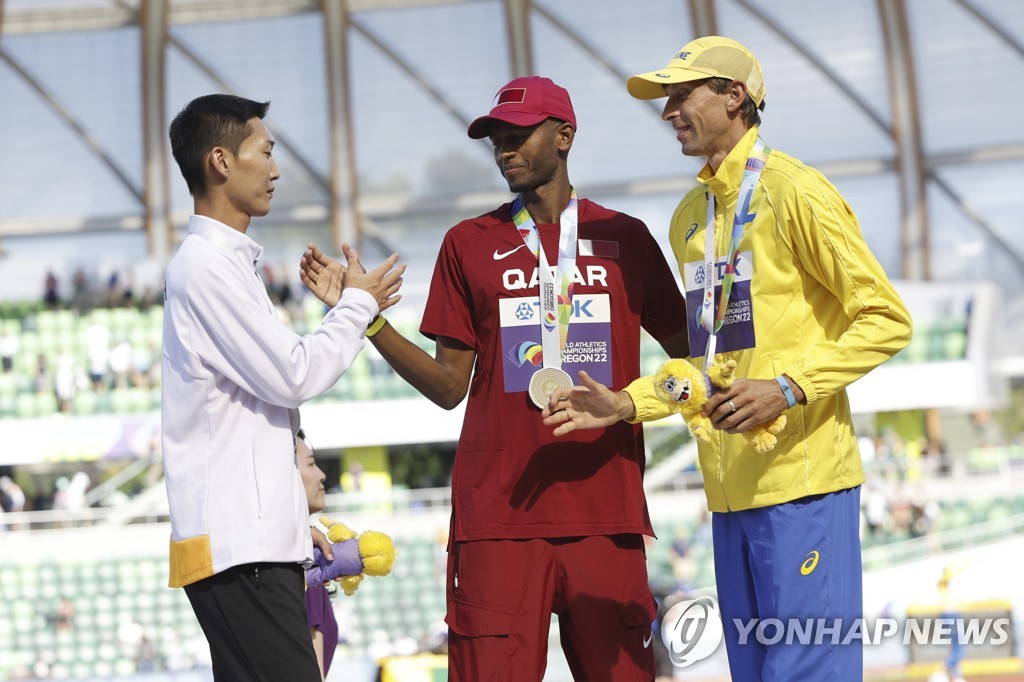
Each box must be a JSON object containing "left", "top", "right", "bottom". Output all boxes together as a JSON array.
[{"left": 775, "top": 375, "right": 798, "bottom": 409}]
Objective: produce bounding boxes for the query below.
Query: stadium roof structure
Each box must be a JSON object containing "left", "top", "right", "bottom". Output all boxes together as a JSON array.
[{"left": 2, "top": 0, "right": 1024, "bottom": 355}]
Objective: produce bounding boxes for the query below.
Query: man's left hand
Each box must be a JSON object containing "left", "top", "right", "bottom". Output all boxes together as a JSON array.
[{"left": 703, "top": 378, "right": 797, "bottom": 434}]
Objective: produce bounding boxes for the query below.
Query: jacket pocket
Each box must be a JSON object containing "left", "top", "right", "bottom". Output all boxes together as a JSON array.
[{"left": 445, "top": 597, "right": 514, "bottom": 638}]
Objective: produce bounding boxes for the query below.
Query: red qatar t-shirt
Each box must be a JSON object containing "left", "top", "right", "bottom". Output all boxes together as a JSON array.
[{"left": 421, "top": 198, "right": 686, "bottom": 541}]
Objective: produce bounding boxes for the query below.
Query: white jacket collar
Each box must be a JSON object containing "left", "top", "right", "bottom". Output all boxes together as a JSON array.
[{"left": 188, "top": 214, "right": 265, "bottom": 269}]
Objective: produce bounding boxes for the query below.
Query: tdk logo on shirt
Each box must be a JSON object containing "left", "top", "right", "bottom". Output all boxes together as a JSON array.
[
  {"left": 511, "top": 299, "right": 596, "bottom": 320},
  {"left": 683, "top": 252, "right": 753, "bottom": 290}
]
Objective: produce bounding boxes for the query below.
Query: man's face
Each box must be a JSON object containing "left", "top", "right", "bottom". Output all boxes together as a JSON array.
[
  {"left": 297, "top": 438, "right": 326, "bottom": 514},
  {"left": 488, "top": 119, "right": 565, "bottom": 194},
  {"left": 661, "top": 79, "right": 733, "bottom": 158},
  {"left": 224, "top": 117, "right": 280, "bottom": 218}
]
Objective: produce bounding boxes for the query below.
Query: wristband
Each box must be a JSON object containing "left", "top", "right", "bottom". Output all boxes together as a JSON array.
[
  {"left": 775, "top": 375, "right": 797, "bottom": 409},
  {"left": 366, "top": 315, "right": 387, "bottom": 337}
]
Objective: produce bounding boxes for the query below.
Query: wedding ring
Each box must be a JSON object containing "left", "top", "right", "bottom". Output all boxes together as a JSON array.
[{"left": 728, "top": 400, "right": 737, "bottom": 413}]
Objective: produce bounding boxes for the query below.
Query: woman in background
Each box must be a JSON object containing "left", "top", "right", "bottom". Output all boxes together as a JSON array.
[{"left": 298, "top": 429, "right": 339, "bottom": 680}]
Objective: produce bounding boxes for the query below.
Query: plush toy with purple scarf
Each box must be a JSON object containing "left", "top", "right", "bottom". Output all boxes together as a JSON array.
[{"left": 306, "top": 516, "right": 396, "bottom": 596}]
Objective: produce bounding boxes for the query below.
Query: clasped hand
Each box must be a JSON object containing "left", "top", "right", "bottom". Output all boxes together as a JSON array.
[{"left": 300, "top": 243, "right": 405, "bottom": 312}]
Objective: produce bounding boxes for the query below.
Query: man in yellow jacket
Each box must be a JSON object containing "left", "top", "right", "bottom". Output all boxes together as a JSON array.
[{"left": 543, "top": 37, "right": 912, "bottom": 679}]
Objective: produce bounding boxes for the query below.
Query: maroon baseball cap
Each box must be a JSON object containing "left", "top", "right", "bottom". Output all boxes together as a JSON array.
[{"left": 467, "top": 76, "right": 577, "bottom": 139}]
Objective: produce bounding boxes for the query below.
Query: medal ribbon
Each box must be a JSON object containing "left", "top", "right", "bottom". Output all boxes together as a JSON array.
[
  {"left": 511, "top": 189, "right": 579, "bottom": 371},
  {"left": 698, "top": 138, "right": 771, "bottom": 373}
]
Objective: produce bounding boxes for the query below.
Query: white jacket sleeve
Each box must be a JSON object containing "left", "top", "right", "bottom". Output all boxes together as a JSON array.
[{"left": 183, "top": 251, "right": 377, "bottom": 408}]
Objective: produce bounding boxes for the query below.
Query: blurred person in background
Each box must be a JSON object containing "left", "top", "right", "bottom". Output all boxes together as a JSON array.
[
  {"left": 53, "top": 470, "right": 91, "bottom": 527},
  {"left": 53, "top": 351, "right": 77, "bottom": 413},
  {"left": 43, "top": 270, "right": 59, "bottom": 308},
  {"left": 0, "top": 476, "right": 26, "bottom": 514},
  {"left": 934, "top": 564, "right": 967, "bottom": 682},
  {"left": 0, "top": 327, "right": 18, "bottom": 372},
  {"left": 543, "top": 36, "right": 912, "bottom": 680},
  {"left": 301, "top": 75, "right": 689, "bottom": 682},
  {"left": 83, "top": 319, "right": 111, "bottom": 391},
  {"left": 162, "top": 93, "right": 405, "bottom": 681},
  {"left": 297, "top": 428, "right": 338, "bottom": 681},
  {"left": 0, "top": 475, "right": 26, "bottom": 531}
]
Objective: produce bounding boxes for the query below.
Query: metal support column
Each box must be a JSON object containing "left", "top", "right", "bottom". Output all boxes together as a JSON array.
[
  {"left": 322, "top": 0, "right": 362, "bottom": 254},
  {"left": 877, "top": 0, "right": 930, "bottom": 280},
  {"left": 504, "top": 0, "right": 533, "bottom": 78},
  {"left": 688, "top": 0, "right": 718, "bottom": 36},
  {"left": 140, "top": 0, "right": 171, "bottom": 259}
]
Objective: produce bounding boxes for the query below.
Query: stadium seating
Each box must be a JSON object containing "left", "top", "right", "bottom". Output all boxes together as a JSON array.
[
  {"left": 0, "top": 298, "right": 681, "bottom": 414},
  {"left": 2, "top": 490, "right": 1023, "bottom": 678},
  {"left": 0, "top": 533, "right": 449, "bottom": 679}
]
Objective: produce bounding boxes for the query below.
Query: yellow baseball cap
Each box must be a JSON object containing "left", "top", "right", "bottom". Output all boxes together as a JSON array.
[{"left": 627, "top": 36, "right": 766, "bottom": 109}]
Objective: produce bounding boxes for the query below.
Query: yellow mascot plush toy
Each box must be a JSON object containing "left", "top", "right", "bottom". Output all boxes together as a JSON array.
[
  {"left": 654, "top": 356, "right": 787, "bottom": 453},
  {"left": 306, "top": 515, "right": 397, "bottom": 596}
]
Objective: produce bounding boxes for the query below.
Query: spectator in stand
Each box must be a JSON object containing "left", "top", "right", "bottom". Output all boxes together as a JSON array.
[
  {"left": 70, "top": 268, "right": 92, "bottom": 312},
  {"left": 0, "top": 329, "right": 19, "bottom": 373},
  {"left": 43, "top": 270, "right": 59, "bottom": 309},
  {"left": 49, "top": 598, "right": 76, "bottom": 632},
  {"left": 108, "top": 339, "right": 134, "bottom": 389},
  {"left": 53, "top": 352, "right": 77, "bottom": 413},
  {"left": 862, "top": 484, "right": 889, "bottom": 539},
  {"left": 84, "top": 321, "right": 111, "bottom": 391},
  {"left": 909, "top": 487, "right": 940, "bottom": 538},
  {"left": 106, "top": 270, "right": 123, "bottom": 308},
  {"left": 0, "top": 475, "right": 26, "bottom": 531},
  {"left": 668, "top": 526, "right": 695, "bottom": 589},
  {"left": 34, "top": 355, "right": 51, "bottom": 395},
  {"left": 52, "top": 471, "right": 91, "bottom": 528},
  {"left": 0, "top": 476, "right": 25, "bottom": 514}
]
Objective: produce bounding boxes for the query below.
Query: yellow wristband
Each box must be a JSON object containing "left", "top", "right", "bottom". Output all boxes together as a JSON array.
[{"left": 366, "top": 315, "right": 387, "bottom": 337}]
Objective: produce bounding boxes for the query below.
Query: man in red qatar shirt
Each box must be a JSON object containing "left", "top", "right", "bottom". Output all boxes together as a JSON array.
[{"left": 301, "top": 76, "right": 688, "bottom": 681}]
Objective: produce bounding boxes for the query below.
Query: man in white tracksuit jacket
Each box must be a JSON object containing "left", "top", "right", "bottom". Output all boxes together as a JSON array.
[{"left": 163, "top": 94, "right": 404, "bottom": 681}]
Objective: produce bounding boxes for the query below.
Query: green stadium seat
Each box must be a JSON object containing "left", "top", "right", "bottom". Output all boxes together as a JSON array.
[
  {"left": 36, "top": 310, "right": 59, "bottom": 334},
  {"left": 72, "top": 389, "right": 98, "bottom": 415},
  {"left": 15, "top": 392, "right": 38, "bottom": 419},
  {"left": 114, "top": 658, "right": 136, "bottom": 675},
  {"left": 12, "top": 600, "right": 38, "bottom": 634},
  {"left": 36, "top": 391, "right": 58, "bottom": 416},
  {"left": 110, "top": 389, "right": 134, "bottom": 413}
]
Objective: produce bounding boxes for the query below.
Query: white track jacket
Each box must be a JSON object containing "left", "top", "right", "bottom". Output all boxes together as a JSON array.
[{"left": 161, "top": 215, "right": 376, "bottom": 587}]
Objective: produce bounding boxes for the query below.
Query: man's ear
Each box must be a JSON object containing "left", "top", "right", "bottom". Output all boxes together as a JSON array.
[
  {"left": 207, "top": 146, "right": 231, "bottom": 184},
  {"left": 726, "top": 80, "right": 748, "bottom": 114},
  {"left": 556, "top": 122, "right": 575, "bottom": 154}
]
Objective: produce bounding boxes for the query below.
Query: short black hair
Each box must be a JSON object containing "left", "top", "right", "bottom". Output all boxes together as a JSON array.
[{"left": 168, "top": 94, "right": 270, "bottom": 196}]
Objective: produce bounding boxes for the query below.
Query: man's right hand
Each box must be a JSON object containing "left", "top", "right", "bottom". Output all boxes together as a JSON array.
[
  {"left": 300, "top": 243, "right": 406, "bottom": 313},
  {"left": 541, "top": 370, "right": 636, "bottom": 437}
]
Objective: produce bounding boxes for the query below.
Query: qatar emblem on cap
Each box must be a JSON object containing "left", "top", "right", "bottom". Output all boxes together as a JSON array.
[{"left": 493, "top": 87, "right": 527, "bottom": 108}]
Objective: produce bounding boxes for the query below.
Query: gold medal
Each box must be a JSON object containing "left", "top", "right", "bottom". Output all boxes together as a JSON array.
[{"left": 529, "top": 367, "right": 573, "bottom": 409}]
